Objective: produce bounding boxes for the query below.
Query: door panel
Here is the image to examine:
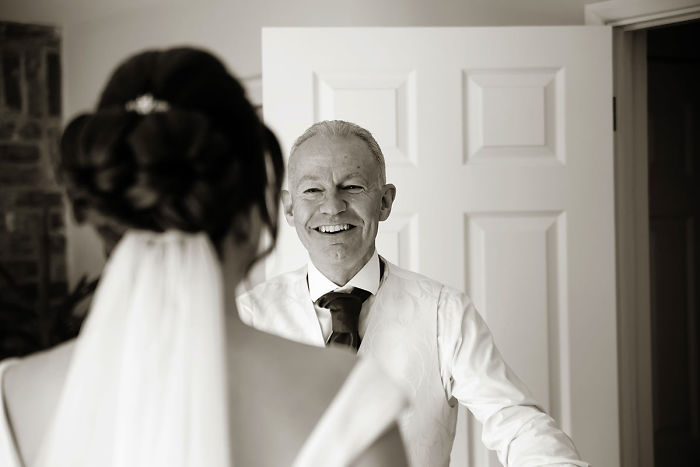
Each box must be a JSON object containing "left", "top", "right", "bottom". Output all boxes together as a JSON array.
[{"left": 262, "top": 27, "right": 617, "bottom": 466}]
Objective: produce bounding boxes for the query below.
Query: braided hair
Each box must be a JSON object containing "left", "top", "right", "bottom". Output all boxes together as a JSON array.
[{"left": 59, "top": 48, "right": 283, "bottom": 258}]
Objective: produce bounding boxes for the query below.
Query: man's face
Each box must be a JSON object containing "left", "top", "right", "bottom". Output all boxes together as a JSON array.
[{"left": 282, "top": 134, "right": 395, "bottom": 279}]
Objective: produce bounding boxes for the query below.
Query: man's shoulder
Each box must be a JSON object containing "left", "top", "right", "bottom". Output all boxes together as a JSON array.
[
  {"left": 236, "top": 266, "right": 309, "bottom": 324},
  {"left": 384, "top": 260, "right": 441, "bottom": 290},
  {"left": 383, "top": 259, "right": 470, "bottom": 303},
  {"left": 238, "top": 266, "right": 306, "bottom": 300}
]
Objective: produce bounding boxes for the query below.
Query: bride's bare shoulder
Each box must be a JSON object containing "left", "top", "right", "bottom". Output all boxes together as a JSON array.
[
  {"left": 3, "top": 339, "right": 76, "bottom": 464},
  {"left": 4, "top": 339, "right": 75, "bottom": 401},
  {"left": 228, "top": 325, "right": 360, "bottom": 465},
  {"left": 230, "top": 324, "right": 356, "bottom": 391}
]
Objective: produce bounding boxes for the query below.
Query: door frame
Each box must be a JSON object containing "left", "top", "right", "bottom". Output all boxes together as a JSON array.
[{"left": 586, "top": 2, "right": 700, "bottom": 466}]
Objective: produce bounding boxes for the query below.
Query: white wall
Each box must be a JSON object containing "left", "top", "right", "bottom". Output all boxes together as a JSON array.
[{"left": 0, "top": 0, "right": 593, "bottom": 284}]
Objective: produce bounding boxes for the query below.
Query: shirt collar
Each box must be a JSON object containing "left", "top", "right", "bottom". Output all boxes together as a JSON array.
[{"left": 307, "top": 250, "right": 381, "bottom": 302}]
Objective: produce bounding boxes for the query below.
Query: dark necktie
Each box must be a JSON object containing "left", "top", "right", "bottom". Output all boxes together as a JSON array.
[{"left": 316, "top": 287, "right": 372, "bottom": 352}]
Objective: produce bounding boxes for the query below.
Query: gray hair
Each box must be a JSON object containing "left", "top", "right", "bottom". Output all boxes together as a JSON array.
[{"left": 289, "top": 120, "right": 386, "bottom": 185}]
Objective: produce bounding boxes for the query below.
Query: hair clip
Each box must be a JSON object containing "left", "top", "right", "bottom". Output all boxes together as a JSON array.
[{"left": 125, "top": 93, "right": 170, "bottom": 115}]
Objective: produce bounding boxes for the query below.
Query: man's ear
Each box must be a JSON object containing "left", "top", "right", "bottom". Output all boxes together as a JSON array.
[
  {"left": 281, "top": 190, "right": 294, "bottom": 226},
  {"left": 379, "top": 184, "right": 396, "bottom": 221}
]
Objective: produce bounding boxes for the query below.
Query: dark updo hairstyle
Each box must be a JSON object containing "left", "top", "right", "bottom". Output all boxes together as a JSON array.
[{"left": 59, "top": 47, "right": 283, "bottom": 259}]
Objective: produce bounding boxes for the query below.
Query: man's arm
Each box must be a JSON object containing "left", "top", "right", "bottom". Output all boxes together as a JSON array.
[{"left": 436, "top": 288, "right": 588, "bottom": 466}]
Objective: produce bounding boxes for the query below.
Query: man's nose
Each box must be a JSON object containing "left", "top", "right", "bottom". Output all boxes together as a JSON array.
[{"left": 319, "top": 192, "right": 346, "bottom": 215}]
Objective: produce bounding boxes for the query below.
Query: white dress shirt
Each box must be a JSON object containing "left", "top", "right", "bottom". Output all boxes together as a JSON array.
[
  {"left": 238, "top": 256, "right": 587, "bottom": 467},
  {"left": 308, "top": 251, "right": 381, "bottom": 341}
]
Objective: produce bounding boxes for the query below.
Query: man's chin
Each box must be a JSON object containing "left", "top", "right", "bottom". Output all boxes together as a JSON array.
[
  {"left": 312, "top": 243, "right": 377, "bottom": 268},
  {"left": 312, "top": 244, "right": 361, "bottom": 264}
]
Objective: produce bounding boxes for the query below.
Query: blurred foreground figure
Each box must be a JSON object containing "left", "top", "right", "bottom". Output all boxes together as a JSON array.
[
  {"left": 239, "top": 120, "right": 587, "bottom": 466},
  {"left": 0, "top": 49, "right": 407, "bottom": 467}
]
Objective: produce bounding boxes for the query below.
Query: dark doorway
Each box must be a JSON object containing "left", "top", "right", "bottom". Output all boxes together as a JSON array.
[{"left": 648, "top": 20, "right": 700, "bottom": 467}]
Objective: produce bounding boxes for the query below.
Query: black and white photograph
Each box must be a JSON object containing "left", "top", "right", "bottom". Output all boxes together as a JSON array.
[{"left": 0, "top": 1, "right": 699, "bottom": 466}]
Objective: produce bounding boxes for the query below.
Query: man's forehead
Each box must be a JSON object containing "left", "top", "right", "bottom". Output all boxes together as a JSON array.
[
  {"left": 288, "top": 134, "right": 378, "bottom": 177},
  {"left": 293, "top": 134, "right": 372, "bottom": 159}
]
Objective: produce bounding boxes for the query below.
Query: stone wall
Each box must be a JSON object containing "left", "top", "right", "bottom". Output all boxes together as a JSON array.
[{"left": 0, "top": 21, "right": 75, "bottom": 358}]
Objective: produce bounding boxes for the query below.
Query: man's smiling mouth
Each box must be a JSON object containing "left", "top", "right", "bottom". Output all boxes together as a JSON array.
[{"left": 314, "top": 224, "right": 355, "bottom": 234}]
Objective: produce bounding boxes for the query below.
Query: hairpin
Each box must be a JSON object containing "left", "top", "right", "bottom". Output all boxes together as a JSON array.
[{"left": 125, "top": 93, "right": 170, "bottom": 115}]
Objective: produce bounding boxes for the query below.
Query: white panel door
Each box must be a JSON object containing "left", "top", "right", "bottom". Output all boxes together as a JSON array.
[{"left": 262, "top": 27, "right": 617, "bottom": 467}]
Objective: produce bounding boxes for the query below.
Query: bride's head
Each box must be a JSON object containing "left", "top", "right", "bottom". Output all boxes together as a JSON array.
[{"left": 58, "top": 47, "right": 283, "bottom": 277}]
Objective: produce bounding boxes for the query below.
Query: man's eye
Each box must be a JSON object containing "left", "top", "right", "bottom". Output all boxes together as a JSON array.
[
  {"left": 343, "top": 185, "right": 364, "bottom": 192},
  {"left": 303, "top": 188, "right": 321, "bottom": 194}
]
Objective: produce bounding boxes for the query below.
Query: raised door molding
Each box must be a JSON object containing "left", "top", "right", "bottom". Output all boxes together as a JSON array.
[{"left": 586, "top": 0, "right": 700, "bottom": 29}]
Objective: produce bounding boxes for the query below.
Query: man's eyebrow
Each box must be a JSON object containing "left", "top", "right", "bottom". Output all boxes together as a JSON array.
[
  {"left": 293, "top": 172, "right": 372, "bottom": 189},
  {"left": 340, "top": 172, "right": 369, "bottom": 183}
]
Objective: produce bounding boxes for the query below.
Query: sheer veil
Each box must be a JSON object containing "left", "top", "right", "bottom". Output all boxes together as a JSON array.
[{"left": 34, "top": 230, "right": 231, "bottom": 466}]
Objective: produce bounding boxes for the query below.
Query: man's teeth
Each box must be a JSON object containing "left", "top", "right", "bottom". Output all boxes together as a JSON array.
[{"left": 317, "top": 224, "right": 351, "bottom": 233}]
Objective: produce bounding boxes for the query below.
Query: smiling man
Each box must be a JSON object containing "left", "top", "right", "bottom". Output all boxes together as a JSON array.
[
  {"left": 284, "top": 129, "right": 394, "bottom": 286},
  {"left": 237, "top": 120, "right": 587, "bottom": 466}
]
